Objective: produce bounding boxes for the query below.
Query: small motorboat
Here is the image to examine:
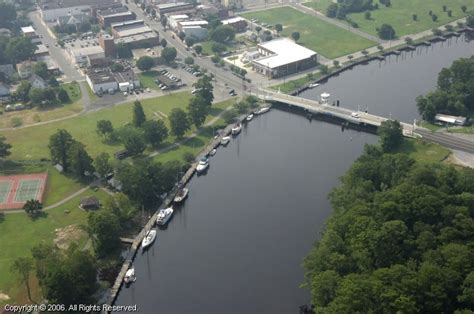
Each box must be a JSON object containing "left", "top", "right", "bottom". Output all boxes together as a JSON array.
[
  {"left": 124, "top": 267, "right": 136, "bottom": 284},
  {"left": 209, "top": 148, "right": 217, "bottom": 156},
  {"left": 255, "top": 106, "right": 271, "bottom": 115},
  {"left": 231, "top": 123, "right": 242, "bottom": 135},
  {"left": 174, "top": 187, "right": 189, "bottom": 203},
  {"left": 246, "top": 114, "right": 254, "bottom": 121},
  {"left": 309, "top": 83, "right": 319, "bottom": 88},
  {"left": 220, "top": 136, "right": 230, "bottom": 146},
  {"left": 156, "top": 207, "right": 174, "bottom": 225},
  {"left": 196, "top": 157, "right": 209, "bottom": 173},
  {"left": 141, "top": 229, "right": 157, "bottom": 249}
]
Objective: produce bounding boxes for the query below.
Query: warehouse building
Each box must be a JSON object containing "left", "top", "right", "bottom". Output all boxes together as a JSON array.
[
  {"left": 39, "top": 0, "right": 118, "bottom": 22},
  {"left": 97, "top": 7, "right": 135, "bottom": 28},
  {"left": 111, "top": 20, "right": 159, "bottom": 47},
  {"left": 156, "top": 2, "right": 195, "bottom": 18},
  {"left": 251, "top": 38, "right": 317, "bottom": 79},
  {"left": 86, "top": 71, "right": 117, "bottom": 94}
]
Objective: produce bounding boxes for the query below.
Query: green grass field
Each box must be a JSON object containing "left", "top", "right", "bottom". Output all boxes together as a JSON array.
[
  {"left": 271, "top": 72, "right": 323, "bottom": 93},
  {"left": 3, "top": 93, "right": 237, "bottom": 160},
  {"left": 138, "top": 71, "right": 161, "bottom": 91},
  {"left": 396, "top": 138, "right": 450, "bottom": 163},
  {"left": 0, "top": 189, "right": 110, "bottom": 304},
  {"left": 241, "top": 7, "right": 376, "bottom": 59},
  {"left": 62, "top": 82, "right": 81, "bottom": 104},
  {"left": 303, "top": 0, "right": 334, "bottom": 13},
  {"left": 347, "top": 0, "right": 472, "bottom": 37}
]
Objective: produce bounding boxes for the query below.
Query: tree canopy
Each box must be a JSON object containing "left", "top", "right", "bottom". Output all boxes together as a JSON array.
[
  {"left": 378, "top": 120, "right": 403, "bottom": 152},
  {"left": 136, "top": 56, "right": 154, "bottom": 71},
  {"left": 210, "top": 25, "right": 235, "bottom": 43},
  {"left": 303, "top": 144, "right": 474, "bottom": 313},
  {"left": 169, "top": 108, "right": 190, "bottom": 137},
  {"left": 378, "top": 23, "right": 396, "bottom": 40}
]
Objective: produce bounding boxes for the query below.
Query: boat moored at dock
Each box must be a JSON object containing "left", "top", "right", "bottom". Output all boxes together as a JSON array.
[
  {"left": 124, "top": 268, "right": 136, "bottom": 285},
  {"left": 141, "top": 229, "right": 157, "bottom": 249},
  {"left": 255, "top": 106, "right": 271, "bottom": 115},
  {"left": 220, "top": 136, "right": 231, "bottom": 146},
  {"left": 174, "top": 188, "right": 189, "bottom": 203},
  {"left": 156, "top": 207, "right": 174, "bottom": 226},
  {"left": 231, "top": 123, "right": 242, "bottom": 135},
  {"left": 196, "top": 157, "right": 209, "bottom": 173}
]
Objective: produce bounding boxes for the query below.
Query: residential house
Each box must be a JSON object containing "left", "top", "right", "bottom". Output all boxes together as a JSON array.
[
  {"left": 56, "top": 14, "right": 89, "bottom": 29},
  {"left": 28, "top": 74, "right": 48, "bottom": 89},
  {"left": 17, "top": 60, "right": 35, "bottom": 79},
  {"left": 0, "top": 64, "right": 15, "bottom": 80},
  {"left": 0, "top": 83, "right": 11, "bottom": 101}
]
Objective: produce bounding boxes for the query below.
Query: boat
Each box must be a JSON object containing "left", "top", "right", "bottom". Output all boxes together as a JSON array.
[
  {"left": 255, "top": 106, "right": 271, "bottom": 115},
  {"left": 196, "top": 157, "right": 209, "bottom": 173},
  {"left": 246, "top": 114, "right": 254, "bottom": 121},
  {"left": 173, "top": 188, "right": 189, "bottom": 203},
  {"left": 124, "top": 268, "right": 136, "bottom": 284},
  {"left": 309, "top": 83, "right": 319, "bottom": 88},
  {"left": 209, "top": 148, "right": 217, "bottom": 156},
  {"left": 231, "top": 123, "right": 242, "bottom": 135},
  {"left": 141, "top": 229, "right": 157, "bottom": 249},
  {"left": 156, "top": 207, "right": 174, "bottom": 225},
  {"left": 220, "top": 136, "right": 231, "bottom": 146}
]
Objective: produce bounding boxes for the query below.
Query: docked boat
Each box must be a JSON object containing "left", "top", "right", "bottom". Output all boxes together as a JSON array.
[
  {"left": 174, "top": 188, "right": 189, "bottom": 203},
  {"left": 246, "top": 114, "right": 254, "bottom": 121},
  {"left": 209, "top": 148, "right": 217, "bottom": 156},
  {"left": 156, "top": 207, "right": 174, "bottom": 225},
  {"left": 231, "top": 123, "right": 242, "bottom": 135},
  {"left": 309, "top": 83, "right": 319, "bottom": 88},
  {"left": 220, "top": 136, "right": 230, "bottom": 146},
  {"left": 141, "top": 229, "right": 157, "bottom": 249},
  {"left": 255, "top": 106, "right": 271, "bottom": 115},
  {"left": 196, "top": 157, "right": 209, "bottom": 173},
  {"left": 124, "top": 268, "right": 136, "bottom": 284}
]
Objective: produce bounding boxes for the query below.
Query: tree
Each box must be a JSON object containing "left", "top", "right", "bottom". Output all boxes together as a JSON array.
[
  {"left": 96, "top": 120, "right": 114, "bottom": 139},
  {"left": 188, "top": 96, "right": 209, "bottom": 128},
  {"left": 327, "top": 3, "right": 338, "bottom": 18},
  {"left": 234, "top": 101, "right": 249, "bottom": 114},
  {"left": 275, "top": 23, "right": 283, "bottom": 33},
  {"left": 23, "top": 199, "right": 42, "bottom": 217},
  {"left": 448, "top": 10, "right": 452, "bottom": 17},
  {"left": 11, "top": 257, "right": 33, "bottom": 301},
  {"left": 378, "top": 24, "right": 396, "bottom": 39},
  {"left": 211, "top": 25, "right": 236, "bottom": 43},
  {"left": 122, "top": 128, "right": 145, "bottom": 156},
  {"left": 49, "top": 129, "right": 75, "bottom": 171},
  {"left": 184, "top": 57, "right": 194, "bottom": 65},
  {"left": 33, "top": 62, "right": 49, "bottom": 80},
  {"left": 432, "top": 14, "right": 438, "bottom": 22},
  {"left": 413, "top": 14, "right": 418, "bottom": 21},
  {"left": 110, "top": 63, "right": 124, "bottom": 73},
  {"left": 161, "top": 47, "right": 177, "bottom": 63},
  {"left": 136, "top": 56, "right": 154, "bottom": 71},
  {"left": 0, "top": 2, "right": 17, "bottom": 28},
  {"left": 378, "top": 119, "right": 403, "bottom": 152},
  {"left": 116, "top": 43, "right": 132, "bottom": 58},
  {"left": 14, "top": 80, "right": 31, "bottom": 102},
  {"left": 143, "top": 119, "right": 168, "bottom": 147},
  {"left": 132, "top": 100, "right": 146, "bottom": 127},
  {"left": 160, "top": 38, "right": 167, "bottom": 47},
  {"left": 193, "top": 75, "right": 214, "bottom": 104},
  {"left": 88, "top": 210, "right": 121, "bottom": 257},
  {"left": 320, "top": 64, "right": 330, "bottom": 75},
  {"left": 178, "top": 31, "right": 186, "bottom": 41},
  {"left": 467, "top": 15, "right": 474, "bottom": 28},
  {"left": 442, "top": 5, "right": 447, "bottom": 12},
  {"left": 6, "top": 37, "right": 36, "bottom": 63},
  {"left": 194, "top": 45, "right": 203, "bottom": 55},
  {"left": 405, "top": 37, "right": 414, "bottom": 45},
  {"left": 365, "top": 11, "right": 371, "bottom": 20},
  {"left": 68, "top": 142, "right": 94, "bottom": 178},
  {"left": 377, "top": 45, "right": 384, "bottom": 52},
  {"left": 461, "top": 5, "right": 467, "bottom": 13},
  {"left": 255, "top": 26, "right": 262, "bottom": 34},
  {"left": 57, "top": 89, "right": 70, "bottom": 103},
  {"left": 0, "top": 136, "right": 12, "bottom": 159},
  {"left": 185, "top": 36, "right": 196, "bottom": 47},
  {"left": 94, "top": 152, "right": 112, "bottom": 179},
  {"left": 169, "top": 108, "right": 190, "bottom": 137},
  {"left": 333, "top": 60, "right": 340, "bottom": 67},
  {"left": 211, "top": 42, "right": 227, "bottom": 55},
  {"left": 347, "top": 55, "right": 354, "bottom": 61},
  {"left": 291, "top": 31, "right": 300, "bottom": 43}
]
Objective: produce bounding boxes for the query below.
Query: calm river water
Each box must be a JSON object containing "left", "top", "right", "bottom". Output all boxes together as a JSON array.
[{"left": 115, "top": 34, "right": 474, "bottom": 313}]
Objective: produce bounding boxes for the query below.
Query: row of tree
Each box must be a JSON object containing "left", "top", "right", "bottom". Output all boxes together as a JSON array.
[{"left": 14, "top": 82, "right": 70, "bottom": 108}]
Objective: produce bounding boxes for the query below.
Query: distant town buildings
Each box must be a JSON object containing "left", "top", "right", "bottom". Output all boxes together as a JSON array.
[
  {"left": 39, "top": 0, "right": 119, "bottom": 21},
  {"left": 156, "top": 2, "right": 196, "bottom": 18},
  {"left": 86, "top": 69, "right": 140, "bottom": 94},
  {"left": 97, "top": 7, "right": 136, "bottom": 28},
  {"left": 221, "top": 16, "right": 247, "bottom": 32},
  {"left": 111, "top": 20, "right": 159, "bottom": 47}
]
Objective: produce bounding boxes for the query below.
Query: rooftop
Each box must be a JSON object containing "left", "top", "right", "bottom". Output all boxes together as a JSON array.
[
  {"left": 179, "top": 20, "right": 208, "bottom": 27},
  {"left": 21, "top": 26, "right": 35, "bottom": 34},
  {"left": 35, "top": 44, "right": 49, "bottom": 55},
  {"left": 40, "top": 0, "right": 117, "bottom": 10},
  {"left": 114, "top": 69, "right": 138, "bottom": 83},
  {"left": 114, "top": 32, "right": 158, "bottom": 44},
  {"left": 168, "top": 14, "right": 189, "bottom": 20},
  {"left": 111, "top": 19, "right": 144, "bottom": 29},
  {"left": 70, "top": 45, "right": 104, "bottom": 57},
  {"left": 221, "top": 17, "right": 246, "bottom": 24},
  {"left": 157, "top": 2, "right": 190, "bottom": 10},
  {"left": 254, "top": 38, "right": 316, "bottom": 69},
  {"left": 116, "top": 25, "right": 153, "bottom": 37},
  {"left": 97, "top": 6, "right": 128, "bottom": 17},
  {"left": 87, "top": 71, "right": 116, "bottom": 84}
]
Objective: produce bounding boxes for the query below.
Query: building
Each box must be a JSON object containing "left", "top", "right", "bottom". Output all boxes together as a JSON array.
[
  {"left": 36, "top": 56, "right": 61, "bottom": 75},
  {"left": 196, "top": 3, "right": 229, "bottom": 19},
  {"left": 34, "top": 44, "right": 50, "bottom": 58},
  {"left": 56, "top": 14, "right": 88, "bottom": 28},
  {"left": 114, "top": 69, "right": 140, "bottom": 92},
  {"left": 98, "top": 33, "right": 116, "bottom": 58},
  {"left": 177, "top": 20, "right": 208, "bottom": 32},
  {"left": 111, "top": 20, "right": 159, "bottom": 47},
  {"left": 17, "top": 60, "right": 35, "bottom": 79},
  {"left": 182, "top": 26, "right": 208, "bottom": 41},
  {"left": 221, "top": 0, "right": 243, "bottom": 9},
  {"left": 434, "top": 114, "right": 469, "bottom": 126},
  {"left": 86, "top": 71, "right": 118, "bottom": 93},
  {"left": 97, "top": 7, "right": 135, "bottom": 28},
  {"left": 156, "top": 2, "right": 195, "bottom": 18},
  {"left": 21, "top": 26, "right": 36, "bottom": 37},
  {"left": 132, "top": 47, "right": 161, "bottom": 62},
  {"left": 0, "top": 64, "right": 15, "bottom": 80},
  {"left": 251, "top": 38, "right": 317, "bottom": 79},
  {"left": 0, "top": 28, "right": 12, "bottom": 37},
  {"left": 69, "top": 45, "right": 105, "bottom": 66},
  {"left": 28, "top": 74, "right": 48, "bottom": 89},
  {"left": 39, "top": 0, "right": 118, "bottom": 22},
  {"left": 221, "top": 16, "right": 247, "bottom": 32},
  {"left": 0, "top": 83, "right": 10, "bottom": 100},
  {"left": 114, "top": 32, "right": 160, "bottom": 48},
  {"left": 80, "top": 196, "right": 100, "bottom": 209},
  {"left": 167, "top": 14, "right": 189, "bottom": 30}
]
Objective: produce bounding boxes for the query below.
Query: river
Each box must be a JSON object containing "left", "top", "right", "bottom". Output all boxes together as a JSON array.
[{"left": 115, "top": 34, "right": 474, "bottom": 313}]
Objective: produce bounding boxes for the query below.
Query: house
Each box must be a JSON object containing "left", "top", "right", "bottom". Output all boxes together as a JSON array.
[
  {"left": 34, "top": 44, "right": 50, "bottom": 58},
  {"left": 28, "top": 74, "right": 48, "bottom": 89},
  {"left": 0, "top": 83, "right": 10, "bottom": 100},
  {"left": 434, "top": 114, "right": 469, "bottom": 126},
  {"left": 80, "top": 196, "right": 100, "bottom": 209},
  {"left": 0, "top": 28, "right": 12, "bottom": 37},
  {"left": 221, "top": 17, "right": 247, "bottom": 32},
  {"left": 21, "top": 25, "right": 36, "bottom": 37},
  {"left": 0, "top": 64, "right": 15, "bottom": 80},
  {"left": 17, "top": 60, "right": 35, "bottom": 79},
  {"left": 56, "top": 14, "right": 89, "bottom": 28}
]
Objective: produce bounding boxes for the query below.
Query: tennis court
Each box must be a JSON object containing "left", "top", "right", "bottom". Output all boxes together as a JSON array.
[{"left": 0, "top": 173, "right": 47, "bottom": 210}]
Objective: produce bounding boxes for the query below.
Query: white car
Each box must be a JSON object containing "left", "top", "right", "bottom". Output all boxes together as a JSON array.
[{"left": 351, "top": 112, "right": 360, "bottom": 118}]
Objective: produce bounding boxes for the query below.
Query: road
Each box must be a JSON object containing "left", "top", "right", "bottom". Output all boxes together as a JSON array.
[
  {"left": 29, "top": 11, "right": 85, "bottom": 82},
  {"left": 415, "top": 129, "right": 474, "bottom": 154}
]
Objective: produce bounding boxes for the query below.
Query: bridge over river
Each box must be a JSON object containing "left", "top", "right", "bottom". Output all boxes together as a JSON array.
[{"left": 255, "top": 89, "right": 474, "bottom": 154}]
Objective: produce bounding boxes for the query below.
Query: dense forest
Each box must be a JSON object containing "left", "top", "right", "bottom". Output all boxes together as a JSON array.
[
  {"left": 417, "top": 55, "right": 474, "bottom": 121},
  {"left": 303, "top": 144, "right": 474, "bottom": 312}
]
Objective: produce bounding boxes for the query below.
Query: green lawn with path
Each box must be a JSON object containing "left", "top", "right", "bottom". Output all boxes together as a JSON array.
[
  {"left": 62, "top": 82, "right": 82, "bottom": 104},
  {"left": 241, "top": 7, "right": 376, "bottom": 59},
  {"left": 0, "top": 189, "right": 110, "bottom": 304},
  {"left": 347, "top": 0, "right": 472, "bottom": 37},
  {"left": 303, "top": 0, "right": 334, "bottom": 13},
  {"left": 138, "top": 71, "right": 161, "bottom": 91}
]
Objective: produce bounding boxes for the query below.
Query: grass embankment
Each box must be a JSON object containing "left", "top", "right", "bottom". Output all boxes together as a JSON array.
[
  {"left": 241, "top": 7, "right": 376, "bottom": 59},
  {"left": 0, "top": 189, "right": 110, "bottom": 305},
  {"left": 396, "top": 138, "right": 450, "bottom": 164},
  {"left": 271, "top": 73, "right": 323, "bottom": 93},
  {"left": 0, "top": 82, "right": 83, "bottom": 128},
  {"left": 3, "top": 92, "right": 237, "bottom": 160},
  {"left": 346, "top": 0, "right": 472, "bottom": 37}
]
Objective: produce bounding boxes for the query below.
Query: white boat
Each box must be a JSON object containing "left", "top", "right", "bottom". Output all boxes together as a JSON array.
[
  {"left": 209, "top": 148, "right": 217, "bottom": 156},
  {"left": 124, "top": 268, "right": 136, "bottom": 284},
  {"left": 246, "top": 114, "right": 254, "bottom": 121},
  {"left": 196, "top": 157, "right": 209, "bottom": 173},
  {"left": 220, "top": 136, "right": 230, "bottom": 146},
  {"left": 309, "top": 83, "right": 319, "bottom": 88},
  {"left": 173, "top": 188, "right": 189, "bottom": 203},
  {"left": 141, "top": 229, "right": 157, "bottom": 249},
  {"left": 255, "top": 106, "right": 271, "bottom": 115},
  {"left": 156, "top": 207, "right": 174, "bottom": 225},
  {"left": 231, "top": 123, "right": 242, "bottom": 135}
]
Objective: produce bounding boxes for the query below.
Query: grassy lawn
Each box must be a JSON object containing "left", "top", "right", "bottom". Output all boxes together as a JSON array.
[
  {"left": 303, "top": 0, "right": 334, "bottom": 13},
  {"left": 138, "top": 70, "right": 161, "bottom": 91},
  {"left": 396, "top": 138, "right": 450, "bottom": 163},
  {"left": 347, "top": 0, "right": 473, "bottom": 37},
  {"left": 271, "top": 72, "right": 323, "bottom": 93},
  {"left": 62, "top": 81, "right": 82, "bottom": 104},
  {"left": 85, "top": 82, "right": 98, "bottom": 102},
  {"left": 0, "top": 189, "right": 110, "bottom": 304},
  {"left": 447, "top": 126, "right": 474, "bottom": 134},
  {"left": 3, "top": 93, "right": 237, "bottom": 160},
  {"left": 241, "top": 7, "right": 376, "bottom": 59}
]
